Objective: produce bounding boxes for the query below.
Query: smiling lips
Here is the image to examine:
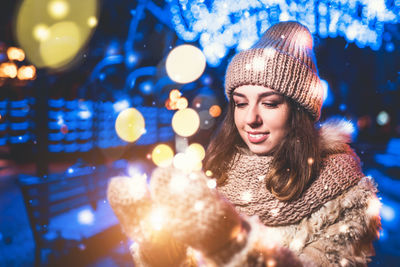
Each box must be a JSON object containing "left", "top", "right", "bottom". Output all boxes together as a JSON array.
[{"left": 247, "top": 132, "right": 269, "bottom": 143}]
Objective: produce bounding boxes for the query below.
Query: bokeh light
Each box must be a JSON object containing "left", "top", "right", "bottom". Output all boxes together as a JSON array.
[
  {"left": 166, "top": 44, "right": 206, "bottom": 84},
  {"left": 148, "top": 207, "right": 167, "bottom": 231},
  {"left": 47, "top": 0, "right": 70, "bottom": 20},
  {"left": 87, "top": 16, "right": 98, "bottom": 27},
  {"left": 173, "top": 152, "right": 202, "bottom": 172},
  {"left": 176, "top": 97, "right": 188, "bottom": 110},
  {"left": 77, "top": 208, "right": 94, "bottom": 225},
  {"left": 0, "top": 62, "right": 18, "bottom": 78},
  {"left": 186, "top": 143, "right": 205, "bottom": 161},
  {"left": 377, "top": 111, "right": 390, "bottom": 126},
  {"left": 7, "top": 47, "right": 25, "bottom": 61},
  {"left": 209, "top": 105, "right": 221, "bottom": 117},
  {"left": 169, "top": 89, "right": 181, "bottom": 101},
  {"left": 115, "top": 108, "right": 145, "bottom": 142},
  {"left": 199, "top": 110, "right": 214, "bottom": 130},
  {"left": 151, "top": 144, "right": 174, "bottom": 167},
  {"left": 17, "top": 65, "right": 36, "bottom": 80},
  {"left": 172, "top": 108, "right": 200, "bottom": 137},
  {"left": 15, "top": 0, "right": 98, "bottom": 69},
  {"left": 33, "top": 24, "right": 50, "bottom": 42},
  {"left": 39, "top": 21, "right": 81, "bottom": 68}
]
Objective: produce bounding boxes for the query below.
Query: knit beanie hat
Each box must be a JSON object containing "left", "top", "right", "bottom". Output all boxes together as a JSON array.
[{"left": 225, "top": 21, "right": 324, "bottom": 121}]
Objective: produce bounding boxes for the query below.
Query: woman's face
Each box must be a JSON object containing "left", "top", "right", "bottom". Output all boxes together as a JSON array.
[{"left": 233, "top": 85, "right": 290, "bottom": 155}]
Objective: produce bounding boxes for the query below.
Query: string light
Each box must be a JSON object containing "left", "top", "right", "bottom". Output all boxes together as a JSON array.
[{"left": 166, "top": 0, "right": 400, "bottom": 66}]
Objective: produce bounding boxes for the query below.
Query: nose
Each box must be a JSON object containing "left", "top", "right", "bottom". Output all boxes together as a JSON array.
[{"left": 245, "top": 105, "right": 262, "bottom": 127}]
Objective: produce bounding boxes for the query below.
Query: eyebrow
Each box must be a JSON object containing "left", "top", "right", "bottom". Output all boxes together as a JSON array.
[{"left": 232, "top": 91, "right": 282, "bottom": 98}]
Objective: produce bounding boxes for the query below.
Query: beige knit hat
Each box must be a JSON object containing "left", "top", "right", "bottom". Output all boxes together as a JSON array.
[{"left": 225, "top": 21, "right": 324, "bottom": 121}]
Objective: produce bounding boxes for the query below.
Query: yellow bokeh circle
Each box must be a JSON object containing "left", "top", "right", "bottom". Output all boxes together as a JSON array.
[
  {"left": 39, "top": 21, "right": 81, "bottom": 68},
  {"left": 115, "top": 108, "right": 145, "bottom": 142},
  {"left": 151, "top": 144, "right": 174, "bottom": 167},
  {"left": 15, "top": 0, "right": 98, "bottom": 69},
  {"left": 186, "top": 143, "right": 205, "bottom": 161},
  {"left": 171, "top": 108, "right": 200, "bottom": 137},
  {"left": 166, "top": 44, "right": 206, "bottom": 84}
]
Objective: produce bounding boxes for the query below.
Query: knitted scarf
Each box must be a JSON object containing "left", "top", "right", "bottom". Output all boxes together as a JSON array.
[{"left": 217, "top": 151, "right": 364, "bottom": 226}]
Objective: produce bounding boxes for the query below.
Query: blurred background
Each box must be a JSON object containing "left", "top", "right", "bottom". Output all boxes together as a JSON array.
[{"left": 0, "top": 0, "right": 399, "bottom": 266}]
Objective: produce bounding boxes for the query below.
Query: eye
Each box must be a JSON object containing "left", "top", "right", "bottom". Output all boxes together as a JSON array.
[
  {"left": 234, "top": 102, "right": 247, "bottom": 108},
  {"left": 262, "top": 102, "right": 278, "bottom": 108}
]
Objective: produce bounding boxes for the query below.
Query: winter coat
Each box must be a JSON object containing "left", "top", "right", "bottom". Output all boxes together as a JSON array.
[{"left": 130, "top": 119, "right": 381, "bottom": 267}]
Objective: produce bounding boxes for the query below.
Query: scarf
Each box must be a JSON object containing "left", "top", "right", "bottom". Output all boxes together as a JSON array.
[{"left": 217, "top": 149, "right": 365, "bottom": 226}]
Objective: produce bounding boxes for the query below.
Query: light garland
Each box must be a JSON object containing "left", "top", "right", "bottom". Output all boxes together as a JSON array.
[{"left": 166, "top": 0, "right": 400, "bottom": 66}]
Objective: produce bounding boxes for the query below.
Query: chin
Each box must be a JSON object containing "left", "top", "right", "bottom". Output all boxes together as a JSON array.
[{"left": 248, "top": 145, "right": 272, "bottom": 156}]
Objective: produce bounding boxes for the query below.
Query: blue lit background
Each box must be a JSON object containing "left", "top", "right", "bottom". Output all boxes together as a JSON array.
[{"left": 0, "top": 0, "right": 399, "bottom": 266}]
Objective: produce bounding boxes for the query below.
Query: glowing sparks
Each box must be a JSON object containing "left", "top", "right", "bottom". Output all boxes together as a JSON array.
[
  {"left": 270, "top": 208, "right": 279, "bottom": 217},
  {"left": 339, "top": 224, "right": 349, "bottom": 233},
  {"left": 252, "top": 56, "right": 265, "bottom": 71},
  {"left": 241, "top": 191, "right": 253, "bottom": 202},
  {"left": 290, "top": 238, "right": 303, "bottom": 251},
  {"left": 307, "top": 157, "right": 314, "bottom": 165},
  {"left": 340, "top": 258, "right": 349, "bottom": 267},
  {"left": 367, "top": 196, "right": 382, "bottom": 217},
  {"left": 267, "top": 259, "right": 277, "bottom": 267},
  {"left": 207, "top": 179, "right": 217, "bottom": 189},
  {"left": 205, "top": 170, "right": 213, "bottom": 177},
  {"left": 194, "top": 201, "right": 205, "bottom": 211},
  {"left": 149, "top": 207, "right": 167, "bottom": 231}
]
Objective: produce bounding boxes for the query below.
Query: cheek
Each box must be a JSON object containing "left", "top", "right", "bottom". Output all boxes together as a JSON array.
[{"left": 265, "top": 109, "right": 290, "bottom": 132}]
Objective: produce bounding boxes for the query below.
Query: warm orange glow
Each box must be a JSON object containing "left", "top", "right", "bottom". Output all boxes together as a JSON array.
[
  {"left": 0, "top": 62, "right": 18, "bottom": 78},
  {"left": 7, "top": 47, "right": 25, "bottom": 61},
  {"left": 209, "top": 105, "right": 222, "bottom": 117},
  {"left": 176, "top": 97, "right": 188, "bottom": 110},
  {"left": 17, "top": 65, "right": 36, "bottom": 80},
  {"left": 169, "top": 89, "right": 181, "bottom": 101}
]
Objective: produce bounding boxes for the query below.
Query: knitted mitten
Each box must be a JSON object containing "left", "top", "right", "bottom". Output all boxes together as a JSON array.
[
  {"left": 150, "top": 167, "right": 249, "bottom": 265},
  {"left": 107, "top": 176, "right": 152, "bottom": 240},
  {"left": 150, "top": 167, "right": 306, "bottom": 267},
  {"left": 107, "top": 176, "right": 187, "bottom": 266}
]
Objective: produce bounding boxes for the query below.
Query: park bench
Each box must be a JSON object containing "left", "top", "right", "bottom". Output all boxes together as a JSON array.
[{"left": 18, "top": 160, "right": 128, "bottom": 266}]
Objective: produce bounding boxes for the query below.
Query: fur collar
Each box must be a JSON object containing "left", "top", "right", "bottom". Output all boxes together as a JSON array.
[{"left": 319, "top": 118, "right": 355, "bottom": 155}]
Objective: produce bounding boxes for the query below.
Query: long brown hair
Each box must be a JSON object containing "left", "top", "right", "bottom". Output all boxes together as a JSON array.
[{"left": 204, "top": 96, "right": 321, "bottom": 202}]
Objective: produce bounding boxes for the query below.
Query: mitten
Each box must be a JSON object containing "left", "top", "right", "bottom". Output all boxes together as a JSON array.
[
  {"left": 150, "top": 167, "right": 306, "bottom": 267},
  {"left": 150, "top": 167, "right": 249, "bottom": 265},
  {"left": 107, "top": 176, "right": 187, "bottom": 266},
  {"left": 107, "top": 175, "right": 151, "bottom": 240}
]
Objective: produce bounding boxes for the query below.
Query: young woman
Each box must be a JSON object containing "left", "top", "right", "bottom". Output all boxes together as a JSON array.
[{"left": 108, "top": 21, "right": 381, "bottom": 266}]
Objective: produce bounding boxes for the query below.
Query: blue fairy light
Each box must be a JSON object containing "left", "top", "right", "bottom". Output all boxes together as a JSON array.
[{"left": 164, "top": 0, "right": 400, "bottom": 66}]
